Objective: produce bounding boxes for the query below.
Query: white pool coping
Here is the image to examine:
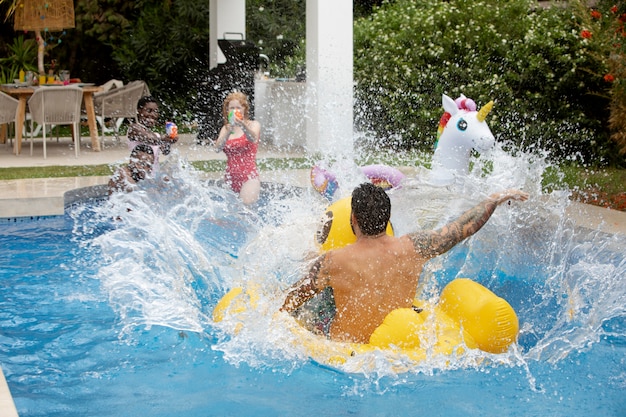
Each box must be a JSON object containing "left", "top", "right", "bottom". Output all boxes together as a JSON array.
[
  {"left": 1, "top": 169, "right": 625, "bottom": 235},
  {"left": 0, "top": 367, "right": 18, "bottom": 417}
]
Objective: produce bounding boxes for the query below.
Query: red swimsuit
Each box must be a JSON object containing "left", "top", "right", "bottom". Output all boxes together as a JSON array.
[{"left": 222, "top": 134, "right": 259, "bottom": 193}]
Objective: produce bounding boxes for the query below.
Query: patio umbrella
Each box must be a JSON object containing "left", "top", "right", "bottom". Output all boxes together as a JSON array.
[{"left": 13, "top": 0, "right": 74, "bottom": 76}]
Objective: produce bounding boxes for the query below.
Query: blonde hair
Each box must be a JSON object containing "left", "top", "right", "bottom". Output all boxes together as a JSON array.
[{"left": 222, "top": 91, "right": 250, "bottom": 124}]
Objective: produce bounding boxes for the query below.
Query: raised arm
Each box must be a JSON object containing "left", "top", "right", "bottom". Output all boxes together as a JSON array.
[
  {"left": 409, "top": 189, "right": 528, "bottom": 259},
  {"left": 127, "top": 122, "right": 161, "bottom": 146},
  {"left": 280, "top": 254, "right": 330, "bottom": 313},
  {"left": 213, "top": 125, "right": 231, "bottom": 152}
]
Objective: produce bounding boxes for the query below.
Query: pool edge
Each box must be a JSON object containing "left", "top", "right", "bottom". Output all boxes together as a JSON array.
[
  {"left": 0, "top": 173, "right": 624, "bottom": 236},
  {"left": 0, "top": 367, "right": 19, "bottom": 417}
]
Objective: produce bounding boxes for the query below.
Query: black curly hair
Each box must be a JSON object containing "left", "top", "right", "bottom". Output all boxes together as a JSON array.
[{"left": 351, "top": 182, "right": 390, "bottom": 236}]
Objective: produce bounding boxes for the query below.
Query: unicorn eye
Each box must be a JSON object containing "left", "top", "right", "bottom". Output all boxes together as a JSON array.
[{"left": 457, "top": 119, "right": 468, "bottom": 131}]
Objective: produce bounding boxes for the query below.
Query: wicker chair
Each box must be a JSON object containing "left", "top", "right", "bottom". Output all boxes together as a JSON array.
[
  {"left": 93, "top": 80, "right": 149, "bottom": 146},
  {"left": 27, "top": 86, "right": 83, "bottom": 159},
  {"left": 0, "top": 91, "right": 19, "bottom": 147}
]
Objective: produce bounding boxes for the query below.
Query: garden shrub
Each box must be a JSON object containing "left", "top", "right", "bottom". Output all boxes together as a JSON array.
[
  {"left": 111, "top": 0, "right": 211, "bottom": 123},
  {"left": 573, "top": 0, "right": 626, "bottom": 156},
  {"left": 354, "top": 0, "right": 622, "bottom": 165},
  {"left": 246, "top": 0, "right": 306, "bottom": 78}
]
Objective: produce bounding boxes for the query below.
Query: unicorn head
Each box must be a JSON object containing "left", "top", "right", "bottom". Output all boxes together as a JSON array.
[{"left": 429, "top": 94, "right": 495, "bottom": 186}]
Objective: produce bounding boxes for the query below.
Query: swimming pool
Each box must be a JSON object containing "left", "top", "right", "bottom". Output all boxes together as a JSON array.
[{"left": 1, "top": 158, "right": 625, "bottom": 416}]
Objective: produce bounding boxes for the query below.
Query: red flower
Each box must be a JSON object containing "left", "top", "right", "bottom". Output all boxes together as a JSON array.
[
  {"left": 581, "top": 30, "right": 593, "bottom": 39},
  {"left": 610, "top": 5, "right": 618, "bottom": 14},
  {"left": 604, "top": 73, "right": 615, "bottom": 83},
  {"left": 620, "top": 13, "right": 626, "bottom": 23},
  {"left": 590, "top": 10, "right": 602, "bottom": 19}
]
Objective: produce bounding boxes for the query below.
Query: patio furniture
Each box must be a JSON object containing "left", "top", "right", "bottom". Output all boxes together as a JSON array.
[
  {"left": 93, "top": 80, "right": 149, "bottom": 146},
  {"left": 27, "top": 85, "right": 84, "bottom": 159},
  {"left": 0, "top": 92, "right": 19, "bottom": 147},
  {"left": 0, "top": 84, "right": 104, "bottom": 154}
]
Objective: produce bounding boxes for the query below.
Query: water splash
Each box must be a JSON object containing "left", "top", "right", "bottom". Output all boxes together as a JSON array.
[{"left": 77, "top": 145, "right": 625, "bottom": 380}]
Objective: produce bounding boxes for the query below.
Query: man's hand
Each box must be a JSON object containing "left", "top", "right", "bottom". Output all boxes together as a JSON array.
[{"left": 488, "top": 189, "right": 529, "bottom": 205}]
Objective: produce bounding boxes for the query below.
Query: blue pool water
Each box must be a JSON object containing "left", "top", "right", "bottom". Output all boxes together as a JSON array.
[{"left": 1, "top": 156, "right": 625, "bottom": 416}]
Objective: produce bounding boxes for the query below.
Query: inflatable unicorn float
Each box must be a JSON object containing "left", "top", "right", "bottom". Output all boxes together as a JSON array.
[
  {"left": 310, "top": 94, "right": 496, "bottom": 198},
  {"left": 429, "top": 94, "right": 495, "bottom": 186}
]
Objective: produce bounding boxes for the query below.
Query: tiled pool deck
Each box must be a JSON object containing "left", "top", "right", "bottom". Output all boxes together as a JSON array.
[{"left": 0, "top": 135, "right": 624, "bottom": 416}]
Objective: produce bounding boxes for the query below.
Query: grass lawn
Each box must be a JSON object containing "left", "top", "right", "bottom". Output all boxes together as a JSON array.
[
  {"left": 543, "top": 165, "right": 626, "bottom": 211},
  {"left": 0, "top": 158, "right": 312, "bottom": 180}
]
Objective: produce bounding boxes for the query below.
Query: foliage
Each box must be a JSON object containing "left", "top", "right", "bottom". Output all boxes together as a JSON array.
[
  {"left": 354, "top": 0, "right": 387, "bottom": 19},
  {"left": 0, "top": 34, "right": 37, "bottom": 82},
  {"left": 246, "top": 0, "right": 305, "bottom": 78},
  {"left": 110, "top": 0, "right": 211, "bottom": 123},
  {"left": 245, "top": 0, "right": 386, "bottom": 78},
  {"left": 353, "top": 0, "right": 624, "bottom": 165},
  {"left": 1, "top": 0, "right": 624, "bottom": 166},
  {"left": 0, "top": 157, "right": 311, "bottom": 180},
  {"left": 52, "top": 0, "right": 135, "bottom": 82},
  {"left": 573, "top": 0, "right": 626, "bottom": 154},
  {"left": 0, "top": 164, "right": 115, "bottom": 180},
  {"left": 0, "top": 0, "right": 133, "bottom": 85},
  {"left": 542, "top": 163, "right": 626, "bottom": 210},
  {"left": 75, "top": 0, "right": 135, "bottom": 45}
]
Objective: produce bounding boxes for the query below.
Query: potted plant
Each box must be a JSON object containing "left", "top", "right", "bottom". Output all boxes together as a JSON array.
[{"left": 0, "top": 34, "right": 37, "bottom": 83}]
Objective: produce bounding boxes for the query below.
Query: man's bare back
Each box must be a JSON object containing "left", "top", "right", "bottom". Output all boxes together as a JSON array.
[
  {"left": 319, "top": 235, "right": 423, "bottom": 342},
  {"left": 281, "top": 184, "right": 528, "bottom": 344}
]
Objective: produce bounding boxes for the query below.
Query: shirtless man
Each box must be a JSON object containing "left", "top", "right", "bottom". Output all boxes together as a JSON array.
[
  {"left": 108, "top": 144, "right": 155, "bottom": 195},
  {"left": 280, "top": 182, "right": 528, "bottom": 344}
]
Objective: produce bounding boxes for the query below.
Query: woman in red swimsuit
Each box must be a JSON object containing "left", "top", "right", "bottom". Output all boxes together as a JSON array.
[{"left": 214, "top": 91, "right": 262, "bottom": 205}]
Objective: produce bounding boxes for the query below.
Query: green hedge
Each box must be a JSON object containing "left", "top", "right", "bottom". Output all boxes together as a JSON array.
[{"left": 353, "top": 0, "right": 620, "bottom": 165}]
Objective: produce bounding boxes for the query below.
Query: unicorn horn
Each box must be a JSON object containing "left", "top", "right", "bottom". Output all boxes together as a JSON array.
[{"left": 476, "top": 101, "right": 494, "bottom": 122}]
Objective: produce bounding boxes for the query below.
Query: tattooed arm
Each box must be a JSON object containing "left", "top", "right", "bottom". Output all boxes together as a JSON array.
[
  {"left": 280, "top": 254, "right": 331, "bottom": 313},
  {"left": 409, "top": 189, "right": 528, "bottom": 259}
]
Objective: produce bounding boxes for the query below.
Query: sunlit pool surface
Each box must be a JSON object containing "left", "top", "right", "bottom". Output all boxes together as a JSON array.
[{"left": 1, "top": 163, "right": 625, "bottom": 416}]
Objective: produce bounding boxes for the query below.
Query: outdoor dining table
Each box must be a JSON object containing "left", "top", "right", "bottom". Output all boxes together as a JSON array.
[{"left": 0, "top": 83, "right": 103, "bottom": 154}]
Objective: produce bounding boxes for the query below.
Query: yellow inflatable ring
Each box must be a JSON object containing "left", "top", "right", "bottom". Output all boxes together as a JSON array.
[
  {"left": 213, "top": 197, "right": 519, "bottom": 369},
  {"left": 213, "top": 278, "right": 518, "bottom": 367}
]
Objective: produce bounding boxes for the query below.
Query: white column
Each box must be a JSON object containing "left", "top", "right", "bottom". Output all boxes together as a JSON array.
[
  {"left": 305, "top": 0, "right": 354, "bottom": 157},
  {"left": 209, "top": 0, "right": 246, "bottom": 69}
]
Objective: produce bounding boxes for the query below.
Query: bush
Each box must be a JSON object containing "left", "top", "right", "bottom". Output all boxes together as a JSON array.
[
  {"left": 246, "top": 0, "right": 306, "bottom": 78},
  {"left": 0, "top": 35, "right": 37, "bottom": 83},
  {"left": 353, "top": 0, "right": 624, "bottom": 165},
  {"left": 573, "top": 0, "right": 626, "bottom": 155},
  {"left": 111, "top": 0, "right": 211, "bottom": 123}
]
